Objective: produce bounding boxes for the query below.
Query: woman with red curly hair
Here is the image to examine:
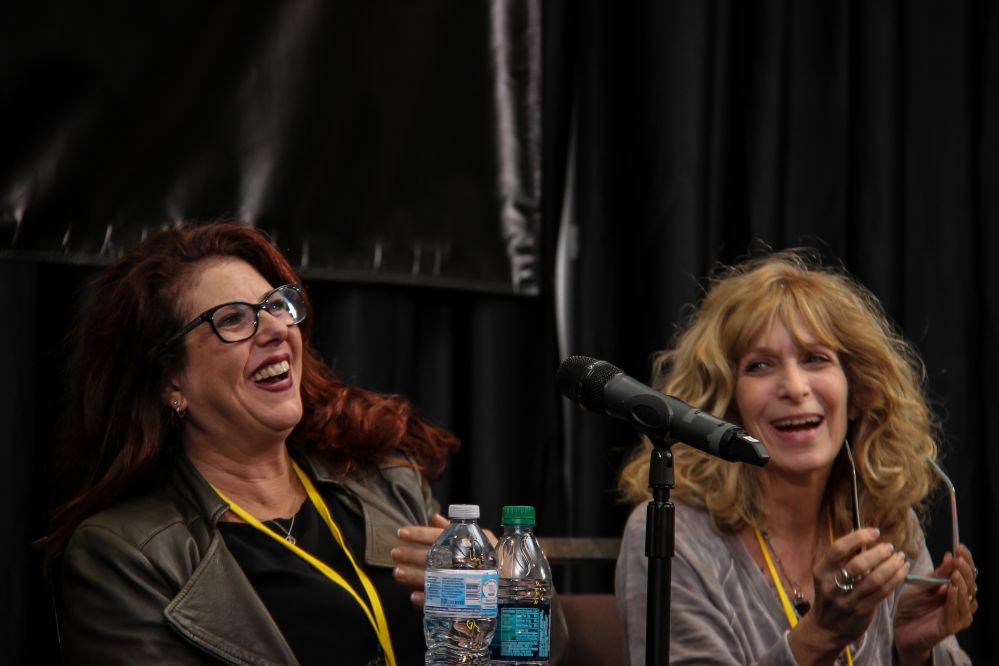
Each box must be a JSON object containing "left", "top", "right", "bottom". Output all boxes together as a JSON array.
[{"left": 48, "top": 222, "right": 459, "bottom": 665}]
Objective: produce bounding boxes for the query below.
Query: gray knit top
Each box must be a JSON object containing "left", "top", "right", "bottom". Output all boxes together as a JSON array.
[{"left": 615, "top": 501, "right": 971, "bottom": 665}]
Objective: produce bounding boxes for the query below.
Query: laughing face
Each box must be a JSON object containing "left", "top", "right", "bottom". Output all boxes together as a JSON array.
[
  {"left": 166, "top": 257, "right": 304, "bottom": 447},
  {"left": 734, "top": 317, "right": 850, "bottom": 482}
]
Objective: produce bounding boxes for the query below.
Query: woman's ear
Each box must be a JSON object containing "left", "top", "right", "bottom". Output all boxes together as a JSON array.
[{"left": 161, "top": 375, "right": 185, "bottom": 413}]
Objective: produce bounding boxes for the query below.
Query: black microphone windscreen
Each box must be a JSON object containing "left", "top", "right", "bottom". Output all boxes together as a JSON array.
[{"left": 556, "top": 356, "right": 622, "bottom": 411}]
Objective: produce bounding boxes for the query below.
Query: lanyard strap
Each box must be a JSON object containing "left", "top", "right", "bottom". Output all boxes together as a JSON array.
[
  {"left": 212, "top": 462, "right": 397, "bottom": 666},
  {"left": 755, "top": 528, "right": 799, "bottom": 628},
  {"left": 755, "top": 519, "right": 854, "bottom": 666}
]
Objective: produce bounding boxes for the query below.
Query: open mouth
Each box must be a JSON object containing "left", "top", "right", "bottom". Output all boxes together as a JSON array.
[
  {"left": 251, "top": 359, "right": 290, "bottom": 384},
  {"left": 771, "top": 415, "right": 822, "bottom": 432}
]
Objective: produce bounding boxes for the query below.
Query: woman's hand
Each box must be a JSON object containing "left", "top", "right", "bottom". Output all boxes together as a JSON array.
[
  {"left": 392, "top": 513, "right": 451, "bottom": 607},
  {"left": 391, "top": 514, "right": 498, "bottom": 608},
  {"left": 789, "top": 528, "right": 909, "bottom": 666},
  {"left": 893, "top": 544, "right": 977, "bottom": 666}
]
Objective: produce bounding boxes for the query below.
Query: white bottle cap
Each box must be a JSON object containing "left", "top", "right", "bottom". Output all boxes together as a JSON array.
[{"left": 447, "top": 504, "right": 480, "bottom": 519}]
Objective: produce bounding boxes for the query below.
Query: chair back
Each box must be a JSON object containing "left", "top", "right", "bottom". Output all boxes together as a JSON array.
[{"left": 559, "top": 593, "right": 626, "bottom": 665}]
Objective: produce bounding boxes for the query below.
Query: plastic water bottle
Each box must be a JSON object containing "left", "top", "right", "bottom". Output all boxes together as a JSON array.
[
  {"left": 490, "top": 505, "right": 552, "bottom": 664},
  {"left": 423, "top": 504, "right": 499, "bottom": 664}
]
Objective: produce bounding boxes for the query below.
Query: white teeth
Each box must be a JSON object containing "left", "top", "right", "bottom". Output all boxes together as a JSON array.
[
  {"left": 773, "top": 416, "right": 821, "bottom": 428},
  {"left": 251, "top": 360, "right": 290, "bottom": 382}
]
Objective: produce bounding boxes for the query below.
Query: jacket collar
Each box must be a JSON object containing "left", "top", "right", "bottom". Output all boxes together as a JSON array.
[
  {"left": 164, "top": 534, "right": 300, "bottom": 666},
  {"left": 161, "top": 451, "right": 300, "bottom": 666},
  {"left": 157, "top": 447, "right": 424, "bottom": 662},
  {"left": 294, "top": 451, "right": 431, "bottom": 568}
]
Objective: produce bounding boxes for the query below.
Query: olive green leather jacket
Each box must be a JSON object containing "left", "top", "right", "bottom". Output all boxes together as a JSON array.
[{"left": 61, "top": 450, "right": 439, "bottom": 665}]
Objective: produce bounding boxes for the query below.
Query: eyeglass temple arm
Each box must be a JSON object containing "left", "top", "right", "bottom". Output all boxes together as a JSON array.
[
  {"left": 843, "top": 442, "right": 862, "bottom": 531},
  {"left": 905, "top": 458, "right": 958, "bottom": 586},
  {"left": 926, "top": 459, "right": 959, "bottom": 556}
]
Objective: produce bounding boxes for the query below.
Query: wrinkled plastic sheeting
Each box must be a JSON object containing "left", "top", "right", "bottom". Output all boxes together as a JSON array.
[{"left": 0, "top": 0, "right": 543, "bottom": 295}]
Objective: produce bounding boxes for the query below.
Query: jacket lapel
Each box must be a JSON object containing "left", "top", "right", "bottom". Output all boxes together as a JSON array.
[
  {"left": 164, "top": 533, "right": 300, "bottom": 666},
  {"left": 298, "top": 453, "right": 435, "bottom": 568}
]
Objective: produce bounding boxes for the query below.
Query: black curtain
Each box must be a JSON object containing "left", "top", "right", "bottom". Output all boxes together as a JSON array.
[
  {"left": 0, "top": 1, "right": 543, "bottom": 294},
  {"left": 3, "top": 0, "right": 996, "bottom": 663}
]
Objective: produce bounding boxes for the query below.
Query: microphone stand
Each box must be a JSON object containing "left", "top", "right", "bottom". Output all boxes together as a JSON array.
[{"left": 645, "top": 442, "right": 674, "bottom": 666}]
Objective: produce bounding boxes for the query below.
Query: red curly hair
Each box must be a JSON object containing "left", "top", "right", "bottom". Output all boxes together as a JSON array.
[{"left": 47, "top": 222, "right": 459, "bottom": 560}]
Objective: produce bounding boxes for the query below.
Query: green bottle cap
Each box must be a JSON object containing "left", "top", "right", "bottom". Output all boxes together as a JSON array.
[{"left": 501, "top": 505, "right": 536, "bottom": 526}]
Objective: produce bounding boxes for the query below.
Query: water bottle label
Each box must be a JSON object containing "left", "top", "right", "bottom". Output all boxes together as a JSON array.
[
  {"left": 424, "top": 569, "right": 499, "bottom": 617},
  {"left": 490, "top": 603, "right": 551, "bottom": 660}
]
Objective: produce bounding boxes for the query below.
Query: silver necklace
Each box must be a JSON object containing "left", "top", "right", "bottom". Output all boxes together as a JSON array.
[
  {"left": 268, "top": 514, "right": 297, "bottom": 545},
  {"left": 761, "top": 531, "right": 810, "bottom": 615}
]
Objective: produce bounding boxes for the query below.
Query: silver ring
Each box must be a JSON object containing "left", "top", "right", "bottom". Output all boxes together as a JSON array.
[{"left": 834, "top": 569, "right": 855, "bottom": 593}]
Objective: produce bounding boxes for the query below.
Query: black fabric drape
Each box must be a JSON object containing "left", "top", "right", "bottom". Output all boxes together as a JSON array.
[
  {"left": 0, "top": 1, "right": 543, "bottom": 294},
  {"left": 561, "top": 0, "right": 996, "bottom": 659}
]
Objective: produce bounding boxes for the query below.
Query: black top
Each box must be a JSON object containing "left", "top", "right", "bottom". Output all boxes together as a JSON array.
[{"left": 219, "top": 488, "right": 425, "bottom": 666}]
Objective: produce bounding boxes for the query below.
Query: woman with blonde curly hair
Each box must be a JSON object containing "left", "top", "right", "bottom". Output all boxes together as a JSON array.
[{"left": 615, "top": 249, "right": 976, "bottom": 665}]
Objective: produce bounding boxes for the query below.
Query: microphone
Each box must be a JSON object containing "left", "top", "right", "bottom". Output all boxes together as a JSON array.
[{"left": 557, "top": 355, "right": 769, "bottom": 466}]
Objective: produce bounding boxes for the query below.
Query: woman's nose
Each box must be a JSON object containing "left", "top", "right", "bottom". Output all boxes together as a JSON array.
[
  {"left": 255, "top": 308, "right": 290, "bottom": 344},
  {"left": 778, "top": 364, "right": 810, "bottom": 401}
]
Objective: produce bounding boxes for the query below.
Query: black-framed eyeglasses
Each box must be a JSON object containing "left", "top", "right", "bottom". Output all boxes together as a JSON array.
[
  {"left": 155, "top": 284, "right": 306, "bottom": 354},
  {"left": 843, "top": 442, "right": 957, "bottom": 586}
]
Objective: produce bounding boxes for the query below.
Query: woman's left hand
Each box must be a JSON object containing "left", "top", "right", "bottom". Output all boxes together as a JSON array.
[
  {"left": 392, "top": 513, "right": 451, "bottom": 607},
  {"left": 893, "top": 543, "right": 978, "bottom": 665},
  {"left": 391, "top": 515, "right": 499, "bottom": 608}
]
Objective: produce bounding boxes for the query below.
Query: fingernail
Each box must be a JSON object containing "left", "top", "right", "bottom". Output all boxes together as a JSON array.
[
  {"left": 887, "top": 543, "right": 895, "bottom": 553},
  {"left": 390, "top": 547, "right": 400, "bottom": 559},
  {"left": 873, "top": 528, "right": 881, "bottom": 537},
  {"left": 398, "top": 527, "right": 409, "bottom": 539},
  {"left": 410, "top": 591, "right": 418, "bottom": 603},
  {"left": 394, "top": 567, "right": 405, "bottom": 579}
]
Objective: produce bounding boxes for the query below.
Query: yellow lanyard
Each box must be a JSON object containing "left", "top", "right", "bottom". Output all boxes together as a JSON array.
[
  {"left": 754, "top": 520, "right": 854, "bottom": 666},
  {"left": 213, "top": 461, "right": 397, "bottom": 666}
]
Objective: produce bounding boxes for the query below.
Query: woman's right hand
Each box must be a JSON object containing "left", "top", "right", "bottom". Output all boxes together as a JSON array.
[{"left": 789, "top": 527, "right": 909, "bottom": 665}]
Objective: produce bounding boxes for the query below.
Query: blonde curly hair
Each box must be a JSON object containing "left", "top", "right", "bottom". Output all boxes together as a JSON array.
[{"left": 618, "top": 249, "right": 940, "bottom": 557}]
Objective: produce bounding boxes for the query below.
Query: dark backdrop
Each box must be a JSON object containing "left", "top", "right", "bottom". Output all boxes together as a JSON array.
[
  {"left": 3, "top": 0, "right": 996, "bottom": 663},
  {"left": 0, "top": 0, "right": 543, "bottom": 293}
]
